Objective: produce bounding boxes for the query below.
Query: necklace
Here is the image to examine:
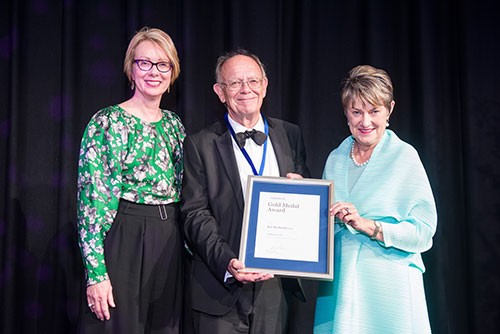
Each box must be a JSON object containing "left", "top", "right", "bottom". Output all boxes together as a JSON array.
[{"left": 350, "top": 141, "right": 369, "bottom": 167}]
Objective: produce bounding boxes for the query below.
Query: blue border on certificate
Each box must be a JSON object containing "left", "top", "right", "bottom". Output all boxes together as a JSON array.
[{"left": 244, "top": 179, "right": 330, "bottom": 275}]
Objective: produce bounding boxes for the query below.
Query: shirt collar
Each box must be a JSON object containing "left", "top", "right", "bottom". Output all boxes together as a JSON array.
[{"left": 227, "top": 113, "right": 264, "bottom": 133}]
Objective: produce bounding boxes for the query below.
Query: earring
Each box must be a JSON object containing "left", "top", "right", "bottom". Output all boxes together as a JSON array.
[
  {"left": 131, "top": 81, "right": 135, "bottom": 90},
  {"left": 347, "top": 122, "right": 350, "bottom": 126},
  {"left": 386, "top": 119, "right": 390, "bottom": 128}
]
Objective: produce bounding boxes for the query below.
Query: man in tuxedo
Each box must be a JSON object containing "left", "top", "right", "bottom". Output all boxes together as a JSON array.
[{"left": 181, "top": 49, "right": 310, "bottom": 333}]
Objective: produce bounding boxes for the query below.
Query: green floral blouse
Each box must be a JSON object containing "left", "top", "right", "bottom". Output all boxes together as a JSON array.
[{"left": 77, "top": 105, "right": 185, "bottom": 285}]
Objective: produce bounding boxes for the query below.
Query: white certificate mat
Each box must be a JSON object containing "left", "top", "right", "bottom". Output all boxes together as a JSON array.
[
  {"left": 254, "top": 192, "right": 320, "bottom": 262},
  {"left": 239, "top": 176, "right": 334, "bottom": 280}
]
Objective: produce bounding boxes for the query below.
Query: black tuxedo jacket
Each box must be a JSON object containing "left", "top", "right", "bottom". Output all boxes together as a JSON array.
[{"left": 181, "top": 115, "right": 310, "bottom": 316}]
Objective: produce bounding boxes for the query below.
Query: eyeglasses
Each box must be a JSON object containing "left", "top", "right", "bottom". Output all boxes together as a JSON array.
[
  {"left": 134, "top": 59, "right": 173, "bottom": 73},
  {"left": 219, "top": 78, "right": 263, "bottom": 91}
]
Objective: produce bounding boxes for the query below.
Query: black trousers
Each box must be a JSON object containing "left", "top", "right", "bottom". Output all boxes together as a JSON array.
[
  {"left": 78, "top": 200, "right": 183, "bottom": 334},
  {"left": 192, "top": 279, "right": 287, "bottom": 334}
]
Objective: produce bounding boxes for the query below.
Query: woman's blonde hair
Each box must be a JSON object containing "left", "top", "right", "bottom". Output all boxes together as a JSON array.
[
  {"left": 341, "top": 65, "right": 394, "bottom": 110},
  {"left": 123, "top": 27, "right": 180, "bottom": 89}
]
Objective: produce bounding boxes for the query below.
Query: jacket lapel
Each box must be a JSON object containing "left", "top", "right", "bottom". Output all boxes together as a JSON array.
[
  {"left": 214, "top": 122, "right": 245, "bottom": 212},
  {"left": 267, "top": 117, "right": 294, "bottom": 176}
]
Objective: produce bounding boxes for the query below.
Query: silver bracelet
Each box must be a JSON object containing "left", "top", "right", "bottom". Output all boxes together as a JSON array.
[{"left": 370, "top": 220, "right": 381, "bottom": 240}]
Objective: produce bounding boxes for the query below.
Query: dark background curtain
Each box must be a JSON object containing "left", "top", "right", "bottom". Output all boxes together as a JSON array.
[{"left": 1, "top": 0, "right": 498, "bottom": 333}]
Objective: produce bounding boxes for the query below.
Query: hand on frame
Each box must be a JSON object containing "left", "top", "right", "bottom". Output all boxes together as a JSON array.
[
  {"left": 227, "top": 258, "right": 274, "bottom": 284},
  {"left": 330, "top": 202, "right": 370, "bottom": 233}
]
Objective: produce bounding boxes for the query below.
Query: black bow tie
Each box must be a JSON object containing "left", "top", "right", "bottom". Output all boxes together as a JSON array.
[{"left": 235, "top": 129, "right": 267, "bottom": 148}]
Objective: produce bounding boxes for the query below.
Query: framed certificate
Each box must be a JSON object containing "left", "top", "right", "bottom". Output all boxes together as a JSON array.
[{"left": 239, "top": 176, "right": 334, "bottom": 280}]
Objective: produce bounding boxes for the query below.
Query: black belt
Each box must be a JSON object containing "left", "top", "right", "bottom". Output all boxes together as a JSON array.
[{"left": 118, "top": 199, "right": 179, "bottom": 221}]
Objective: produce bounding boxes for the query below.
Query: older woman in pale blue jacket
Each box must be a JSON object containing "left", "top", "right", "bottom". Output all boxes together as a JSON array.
[{"left": 314, "top": 65, "right": 437, "bottom": 334}]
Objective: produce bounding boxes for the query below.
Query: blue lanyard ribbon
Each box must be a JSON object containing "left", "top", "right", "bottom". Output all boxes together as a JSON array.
[{"left": 224, "top": 113, "right": 268, "bottom": 176}]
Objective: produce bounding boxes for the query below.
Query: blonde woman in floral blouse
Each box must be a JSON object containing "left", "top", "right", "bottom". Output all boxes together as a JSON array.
[{"left": 77, "top": 27, "right": 185, "bottom": 333}]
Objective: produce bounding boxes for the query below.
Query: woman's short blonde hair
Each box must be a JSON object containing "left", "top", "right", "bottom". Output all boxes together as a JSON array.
[
  {"left": 123, "top": 27, "right": 180, "bottom": 89},
  {"left": 341, "top": 65, "right": 394, "bottom": 110}
]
